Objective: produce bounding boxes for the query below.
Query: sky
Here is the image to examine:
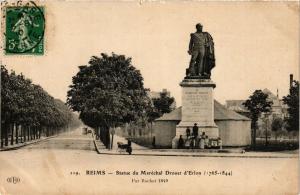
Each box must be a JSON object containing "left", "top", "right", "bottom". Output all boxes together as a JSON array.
[{"left": 2, "top": 1, "right": 299, "bottom": 106}]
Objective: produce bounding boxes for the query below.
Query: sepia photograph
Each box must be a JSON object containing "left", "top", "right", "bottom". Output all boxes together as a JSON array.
[{"left": 0, "top": 0, "right": 299, "bottom": 194}]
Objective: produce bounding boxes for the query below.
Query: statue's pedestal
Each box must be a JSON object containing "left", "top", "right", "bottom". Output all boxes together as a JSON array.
[{"left": 172, "top": 78, "right": 219, "bottom": 148}]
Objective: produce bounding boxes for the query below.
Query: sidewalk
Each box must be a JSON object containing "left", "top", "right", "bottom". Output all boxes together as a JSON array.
[
  {"left": 0, "top": 136, "right": 57, "bottom": 151},
  {"left": 93, "top": 135, "right": 299, "bottom": 158},
  {"left": 93, "top": 134, "right": 146, "bottom": 154},
  {"left": 111, "top": 134, "right": 147, "bottom": 150}
]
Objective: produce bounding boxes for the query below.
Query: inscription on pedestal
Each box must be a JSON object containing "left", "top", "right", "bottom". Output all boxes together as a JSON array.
[{"left": 181, "top": 87, "right": 214, "bottom": 126}]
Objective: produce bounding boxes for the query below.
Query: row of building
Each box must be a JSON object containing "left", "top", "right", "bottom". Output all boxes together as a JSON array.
[{"left": 226, "top": 88, "right": 288, "bottom": 121}]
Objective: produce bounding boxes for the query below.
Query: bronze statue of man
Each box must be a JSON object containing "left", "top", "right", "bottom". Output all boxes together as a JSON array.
[{"left": 187, "top": 23, "right": 215, "bottom": 78}]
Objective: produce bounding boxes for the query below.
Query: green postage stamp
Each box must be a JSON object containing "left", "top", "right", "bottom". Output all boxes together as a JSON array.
[{"left": 4, "top": 3, "right": 45, "bottom": 55}]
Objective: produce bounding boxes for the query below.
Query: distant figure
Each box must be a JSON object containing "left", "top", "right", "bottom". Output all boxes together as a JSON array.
[
  {"left": 190, "top": 138, "right": 195, "bottom": 149},
  {"left": 126, "top": 140, "right": 132, "bottom": 155},
  {"left": 200, "top": 134, "right": 205, "bottom": 149},
  {"left": 178, "top": 135, "right": 184, "bottom": 149},
  {"left": 218, "top": 137, "right": 222, "bottom": 149},
  {"left": 186, "top": 127, "right": 191, "bottom": 138},
  {"left": 184, "top": 137, "right": 191, "bottom": 148},
  {"left": 201, "top": 132, "right": 206, "bottom": 138},
  {"left": 204, "top": 135, "right": 209, "bottom": 149},
  {"left": 152, "top": 136, "right": 156, "bottom": 149},
  {"left": 193, "top": 123, "right": 199, "bottom": 138}
]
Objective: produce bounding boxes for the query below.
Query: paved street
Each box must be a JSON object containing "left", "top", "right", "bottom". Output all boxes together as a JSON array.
[
  {"left": 0, "top": 126, "right": 298, "bottom": 195},
  {"left": 23, "top": 127, "right": 95, "bottom": 151}
]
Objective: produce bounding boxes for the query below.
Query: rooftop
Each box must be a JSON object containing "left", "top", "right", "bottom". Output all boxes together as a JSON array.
[{"left": 156, "top": 100, "right": 251, "bottom": 121}]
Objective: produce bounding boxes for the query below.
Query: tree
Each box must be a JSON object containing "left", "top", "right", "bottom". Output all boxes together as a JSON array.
[
  {"left": 271, "top": 117, "right": 283, "bottom": 141},
  {"left": 1, "top": 65, "right": 77, "bottom": 147},
  {"left": 1, "top": 65, "right": 11, "bottom": 146},
  {"left": 144, "top": 91, "right": 175, "bottom": 138},
  {"left": 243, "top": 90, "right": 273, "bottom": 147},
  {"left": 151, "top": 91, "right": 175, "bottom": 119},
  {"left": 261, "top": 113, "right": 272, "bottom": 146},
  {"left": 67, "top": 53, "right": 151, "bottom": 148},
  {"left": 283, "top": 80, "right": 299, "bottom": 132}
]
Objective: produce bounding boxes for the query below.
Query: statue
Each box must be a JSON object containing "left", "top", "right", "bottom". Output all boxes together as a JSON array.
[{"left": 186, "top": 23, "right": 215, "bottom": 79}]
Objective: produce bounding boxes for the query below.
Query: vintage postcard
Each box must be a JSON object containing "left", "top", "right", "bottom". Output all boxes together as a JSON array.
[{"left": 0, "top": 0, "right": 299, "bottom": 194}]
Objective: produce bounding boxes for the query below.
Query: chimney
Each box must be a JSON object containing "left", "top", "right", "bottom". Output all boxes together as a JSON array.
[{"left": 290, "top": 74, "right": 293, "bottom": 90}]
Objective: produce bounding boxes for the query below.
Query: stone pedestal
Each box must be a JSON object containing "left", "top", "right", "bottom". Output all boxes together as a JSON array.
[{"left": 172, "top": 78, "right": 219, "bottom": 148}]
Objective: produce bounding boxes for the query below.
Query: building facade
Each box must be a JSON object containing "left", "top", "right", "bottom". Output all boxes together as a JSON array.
[
  {"left": 225, "top": 88, "right": 289, "bottom": 137},
  {"left": 153, "top": 100, "right": 251, "bottom": 147}
]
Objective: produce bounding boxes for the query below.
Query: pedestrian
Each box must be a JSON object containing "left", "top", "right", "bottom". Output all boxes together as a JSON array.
[
  {"left": 186, "top": 127, "right": 191, "bottom": 138},
  {"left": 218, "top": 137, "right": 222, "bottom": 149},
  {"left": 152, "top": 136, "right": 156, "bottom": 149},
  {"left": 190, "top": 138, "right": 195, "bottom": 149},
  {"left": 126, "top": 140, "right": 132, "bottom": 155},
  {"left": 200, "top": 132, "right": 205, "bottom": 149},
  {"left": 192, "top": 123, "right": 199, "bottom": 138},
  {"left": 204, "top": 135, "right": 209, "bottom": 149},
  {"left": 178, "top": 135, "right": 184, "bottom": 149},
  {"left": 192, "top": 124, "right": 199, "bottom": 148},
  {"left": 185, "top": 137, "right": 191, "bottom": 148}
]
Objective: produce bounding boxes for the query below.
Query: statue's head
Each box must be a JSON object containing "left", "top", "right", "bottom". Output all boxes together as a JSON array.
[{"left": 196, "top": 23, "right": 203, "bottom": 32}]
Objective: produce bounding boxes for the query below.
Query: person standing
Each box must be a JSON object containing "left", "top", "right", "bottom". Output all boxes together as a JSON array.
[
  {"left": 126, "top": 140, "right": 132, "bottom": 155},
  {"left": 200, "top": 132, "right": 206, "bottom": 149},
  {"left": 186, "top": 127, "right": 191, "bottom": 138},
  {"left": 192, "top": 123, "right": 199, "bottom": 138},
  {"left": 178, "top": 135, "right": 184, "bottom": 149},
  {"left": 218, "top": 137, "right": 222, "bottom": 150},
  {"left": 204, "top": 135, "right": 209, "bottom": 149},
  {"left": 152, "top": 136, "right": 156, "bottom": 149}
]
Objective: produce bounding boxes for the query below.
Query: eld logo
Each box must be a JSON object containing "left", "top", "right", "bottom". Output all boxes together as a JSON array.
[{"left": 7, "top": 176, "right": 20, "bottom": 184}]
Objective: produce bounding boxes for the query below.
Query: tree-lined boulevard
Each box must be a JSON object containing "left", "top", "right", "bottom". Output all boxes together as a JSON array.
[
  {"left": 1, "top": 65, "right": 81, "bottom": 149},
  {"left": 23, "top": 127, "right": 94, "bottom": 151}
]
